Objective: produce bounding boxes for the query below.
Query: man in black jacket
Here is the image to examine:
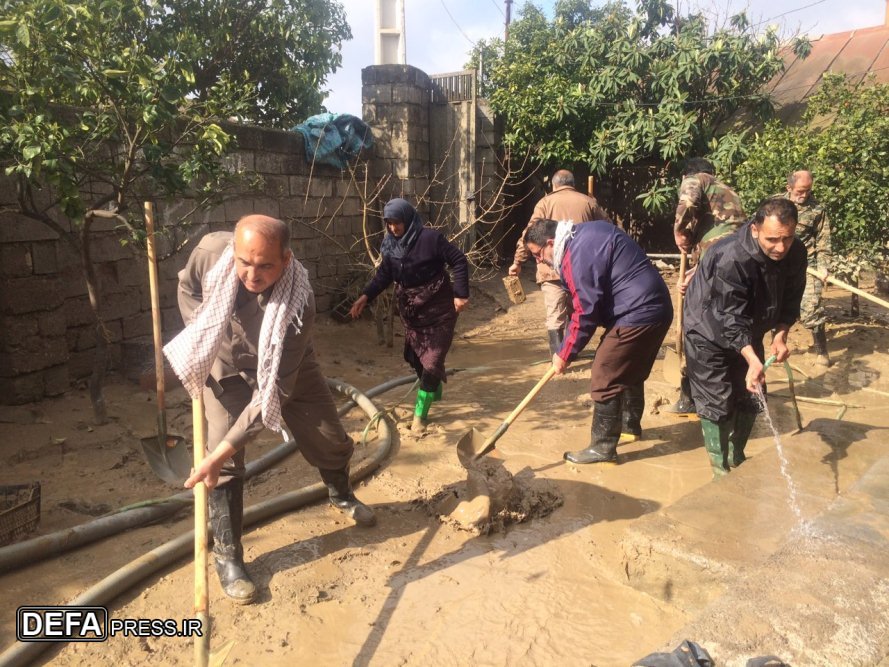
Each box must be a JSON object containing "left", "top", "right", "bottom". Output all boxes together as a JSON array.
[{"left": 683, "top": 198, "right": 806, "bottom": 478}]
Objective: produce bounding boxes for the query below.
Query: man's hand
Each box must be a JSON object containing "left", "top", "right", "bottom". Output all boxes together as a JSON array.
[
  {"left": 185, "top": 454, "right": 224, "bottom": 490},
  {"left": 552, "top": 353, "right": 568, "bottom": 375},
  {"left": 770, "top": 328, "right": 790, "bottom": 363},
  {"left": 454, "top": 297, "right": 469, "bottom": 313},
  {"left": 508, "top": 262, "right": 521, "bottom": 277},
  {"left": 349, "top": 294, "right": 368, "bottom": 319},
  {"left": 741, "top": 345, "right": 765, "bottom": 393},
  {"left": 677, "top": 265, "right": 697, "bottom": 296}
]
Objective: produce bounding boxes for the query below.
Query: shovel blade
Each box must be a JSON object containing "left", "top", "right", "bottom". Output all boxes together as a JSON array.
[
  {"left": 141, "top": 434, "right": 192, "bottom": 484},
  {"left": 662, "top": 345, "right": 682, "bottom": 386},
  {"left": 456, "top": 428, "right": 488, "bottom": 468}
]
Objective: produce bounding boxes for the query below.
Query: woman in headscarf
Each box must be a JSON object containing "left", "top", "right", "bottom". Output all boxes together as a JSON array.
[{"left": 350, "top": 198, "right": 469, "bottom": 431}]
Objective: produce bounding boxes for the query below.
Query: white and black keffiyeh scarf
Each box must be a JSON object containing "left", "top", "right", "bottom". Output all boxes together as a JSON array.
[
  {"left": 163, "top": 243, "right": 310, "bottom": 433},
  {"left": 551, "top": 221, "right": 576, "bottom": 278}
]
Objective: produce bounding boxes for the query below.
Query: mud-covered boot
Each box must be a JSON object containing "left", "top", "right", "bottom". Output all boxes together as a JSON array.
[
  {"left": 564, "top": 396, "right": 621, "bottom": 464},
  {"left": 700, "top": 417, "right": 730, "bottom": 478},
  {"left": 320, "top": 466, "right": 377, "bottom": 527},
  {"left": 619, "top": 383, "right": 645, "bottom": 444},
  {"left": 412, "top": 388, "right": 435, "bottom": 432},
  {"left": 209, "top": 478, "right": 257, "bottom": 604},
  {"left": 547, "top": 329, "right": 563, "bottom": 355},
  {"left": 812, "top": 325, "right": 831, "bottom": 367},
  {"left": 665, "top": 376, "right": 696, "bottom": 415},
  {"left": 729, "top": 410, "right": 757, "bottom": 468}
]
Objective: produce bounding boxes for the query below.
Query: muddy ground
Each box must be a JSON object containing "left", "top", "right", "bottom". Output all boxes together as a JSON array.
[{"left": 1, "top": 269, "right": 887, "bottom": 666}]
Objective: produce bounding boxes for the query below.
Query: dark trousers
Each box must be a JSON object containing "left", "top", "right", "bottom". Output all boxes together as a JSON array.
[
  {"left": 588, "top": 321, "right": 671, "bottom": 401},
  {"left": 204, "top": 349, "right": 353, "bottom": 484},
  {"left": 684, "top": 331, "right": 764, "bottom": 422}
]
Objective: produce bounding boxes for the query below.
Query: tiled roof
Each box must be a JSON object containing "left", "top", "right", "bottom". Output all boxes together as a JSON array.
[{"left": 769, "top": 23, "right": 889, "bottom": 121}]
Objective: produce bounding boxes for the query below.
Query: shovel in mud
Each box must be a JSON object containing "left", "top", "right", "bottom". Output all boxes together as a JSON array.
[
  {"left": 140, "top": 202, "right": 191, "bottom": 484},
  {"left": 457, "top": 366, "right": 557, "bottom": 466}
]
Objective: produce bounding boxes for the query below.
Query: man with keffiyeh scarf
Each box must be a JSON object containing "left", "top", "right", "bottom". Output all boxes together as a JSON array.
[
  {"left": 167, "top": 215, "right": 375, "bottom": 605},
  {"left": 350, "top": 199, "right": 469, "bottom": 433},
  {"left": 524, "top": 218, "right": 673, "bottom": 465}
]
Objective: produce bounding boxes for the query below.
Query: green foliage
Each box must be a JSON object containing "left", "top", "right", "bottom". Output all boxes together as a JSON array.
[
  {"left": 158, "top": 0, "right": 351, "bottom": 127},
  {"left": 0, "top": 0, "right": 249, "bottom": 230},
  {"left": 477, "top": 0, "right": 796, "bottom": 212},
  {"left": 732, "top": 74, "right": 889, "bottom": 274}
]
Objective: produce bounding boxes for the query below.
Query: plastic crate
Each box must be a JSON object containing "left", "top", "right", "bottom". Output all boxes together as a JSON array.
[{"left": 0, "top": 482, "right": 40, "bottom": 546}]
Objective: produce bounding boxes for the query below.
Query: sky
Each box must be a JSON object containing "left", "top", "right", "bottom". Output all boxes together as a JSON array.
[{"left": 323, "top": 0, "right": 886, "bottom": 116}]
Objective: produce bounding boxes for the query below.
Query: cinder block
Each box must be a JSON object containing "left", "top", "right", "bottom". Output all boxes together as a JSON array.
[
  {"left": 0, "top": 275, "right": 64, "bottom": 314},
  {"left": 0, "top": 244, "right": 33, "bottom": 277},
  {"left": 0, "top": 372, "right": 44, "bottom": 405},
  {"left": 42, "top": 364, "right": 70, "bottom": 396}
]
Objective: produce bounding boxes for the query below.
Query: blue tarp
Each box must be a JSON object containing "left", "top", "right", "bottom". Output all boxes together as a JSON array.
[{"left": 292, "top": 113, "right": 374, "bottom": 169}]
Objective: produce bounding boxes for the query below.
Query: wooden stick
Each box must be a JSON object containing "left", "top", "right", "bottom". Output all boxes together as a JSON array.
[
  {"left": 193, "top": 397, "right": 210, "bottom": 667},
  {"left": 676, "top": 251, "right": 687, "bottom": 369},
  {"left": 808, "top": 267, "right": 889, "bottom": 310}
]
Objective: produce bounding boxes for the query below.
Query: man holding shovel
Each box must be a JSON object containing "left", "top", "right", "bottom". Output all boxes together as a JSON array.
[
  {"left": 524, "top": 219, "right": 673, "bottom": 464},
  {"left": 683, "top": 198, "right": 806, "bottom": 478},
  {"left": 165, "top": 215, "right": 375, "bottom": 605},
  {"left": 670, "top": 158, "right": 747, "bottom": 414}
]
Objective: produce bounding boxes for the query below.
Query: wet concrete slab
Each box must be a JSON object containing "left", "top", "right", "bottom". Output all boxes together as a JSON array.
[
  {"left": 660, "top": 455, "right": 889, "bottom": 666},
  {"left": 619, "top": 425, "right": 886, "bottom": 612}
]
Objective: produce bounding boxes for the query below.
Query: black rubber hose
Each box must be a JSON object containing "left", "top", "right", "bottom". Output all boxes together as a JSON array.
[
  {"left": 0, "top": 378, "right": 395, "bottom": 667},
  {"left": 0, "top": 375, "right": 417, "bottom": 575}
]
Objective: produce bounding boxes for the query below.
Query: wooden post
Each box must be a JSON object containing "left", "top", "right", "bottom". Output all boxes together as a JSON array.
[
  {"left": 587, "top": 175, "right": 594, "bottom": 197},
  {"left": 193, "top": 397, "right": 210, "bottom": 667}
]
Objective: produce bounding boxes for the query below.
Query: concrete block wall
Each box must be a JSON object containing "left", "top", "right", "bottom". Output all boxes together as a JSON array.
[
  {"left": 0, "top": 65, "right": 503, "bottom": 404},
  {"left": 0, "top": 123, "right": 370, "bottom": 404}
]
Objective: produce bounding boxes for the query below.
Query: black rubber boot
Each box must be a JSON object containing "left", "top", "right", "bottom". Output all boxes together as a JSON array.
[
  {"left": 665, "top": 375, "right": 696, "bottom": 414},
  {"left": 547, "top": 329, "right": 563, "bottom": 355},
  {"left": 209, "top": 478, "right": 257, "bottom": 604},
  {"left": 812, "top": 325, "right": 831, "bottom": 367},
  {"left": 564, "top": 396, "right": 621, "bottom": 464},
  {"left": 320, "top": 466, "right": 377, "bottom": 527},
  {"left": 619, "top": 383, "right": 645, "bottom": 444},
  {"left": 729, "top": 410, "right": 757, "bottom": 467}
]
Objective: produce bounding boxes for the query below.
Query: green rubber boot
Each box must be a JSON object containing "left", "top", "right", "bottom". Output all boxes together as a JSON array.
[
  {"left": 700, "top": 417, "right": 731, "bottom": 478},
  {"left": 729, "top": 410, "right": 757, "bottom": 468},
  {"left": 412, "top": 389, "right": 435, "bottom": 433}
]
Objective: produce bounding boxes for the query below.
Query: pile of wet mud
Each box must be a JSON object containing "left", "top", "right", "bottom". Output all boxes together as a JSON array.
[{"left": 420, "top": 459, "right": 564, "bottom": 535}]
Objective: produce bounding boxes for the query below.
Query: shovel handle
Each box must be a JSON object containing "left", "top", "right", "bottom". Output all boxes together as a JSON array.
[
  {"left": 475, "top": 367, "right": 557, "bottom": 459},
  {"left": 145, "top": 203, "right": 167, "bottom": 424},
  {"left": 807, "top": 267, "right": 889, "bottom": 310},
  {"left": 676, "top": 251, "right": 687, "bottom": 365},
  {"left": 192, "top": 396, "right": 211, "bottom": 663}
]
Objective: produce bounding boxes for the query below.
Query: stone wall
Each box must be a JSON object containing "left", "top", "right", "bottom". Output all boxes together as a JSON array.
[
  {"left": 0, "top": 64, "right": 503, "bottom": 405},
  {"left": 0, "top": 125, "right": 371, "bottom": 404}
]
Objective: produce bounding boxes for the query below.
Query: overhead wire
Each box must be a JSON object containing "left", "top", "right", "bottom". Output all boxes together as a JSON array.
[{"left": 439, "top": 0, "right": 478, "bottom": 46}]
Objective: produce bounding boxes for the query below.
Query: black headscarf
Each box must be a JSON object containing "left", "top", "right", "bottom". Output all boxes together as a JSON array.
[{"left": 380, "top": 198, "right": 424, "bottom": 260}]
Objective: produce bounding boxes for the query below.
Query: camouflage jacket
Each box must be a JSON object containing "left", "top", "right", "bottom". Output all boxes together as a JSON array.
[
  {"left": 675, "top": 173, "right": 746, "bottom": 253},
  {"left": 776, "top": 191, "right": 831, "bottom": 270},
  {"left": 513, "top": 186, "right": 608, "bottom": 283}
]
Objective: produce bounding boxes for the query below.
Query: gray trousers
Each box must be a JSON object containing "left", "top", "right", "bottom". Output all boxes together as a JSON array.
[{"left": 203, "top": 350, "right": 354, "bottom": 484}]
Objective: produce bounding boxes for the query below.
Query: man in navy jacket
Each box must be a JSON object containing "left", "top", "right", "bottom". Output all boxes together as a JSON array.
[{"left": 525, "top": 219, "right": 673, "bottom": 464}]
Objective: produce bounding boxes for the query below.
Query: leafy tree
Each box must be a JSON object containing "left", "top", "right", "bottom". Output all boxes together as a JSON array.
[
  {"left": 0, "top": 0, "right": 249, "bottom": 420},
  {"left": 159, "top": 0, "right": 351, "bottom": 127},
  {"left": 474, "top": 0, "right": 809, "bottom": 213},
  {"left": 732, "top": 74, "right": 889, "bottom": 278}
]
